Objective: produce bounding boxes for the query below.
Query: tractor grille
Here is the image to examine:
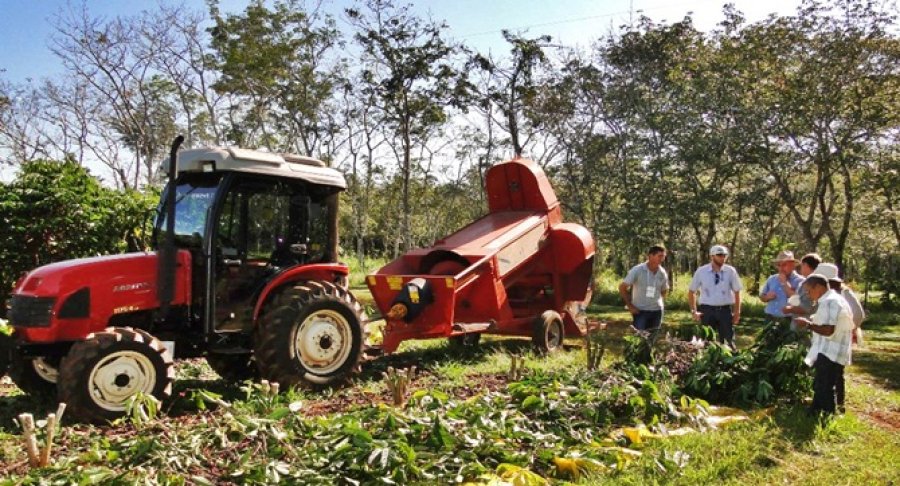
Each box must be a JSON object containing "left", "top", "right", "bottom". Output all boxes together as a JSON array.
[{"left": 9, "top": 295, "right": 56, "bottom": 327}]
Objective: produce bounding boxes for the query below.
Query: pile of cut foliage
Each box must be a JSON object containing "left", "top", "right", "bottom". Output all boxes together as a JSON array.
[
  {"left": 626, "top": 321, "right": 813, "bottom": 407},
  {"left": 2, "top": 363, "right": 709, "bottom": 484}
]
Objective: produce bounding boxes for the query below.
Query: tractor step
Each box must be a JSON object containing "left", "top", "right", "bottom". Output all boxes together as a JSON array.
[{"left": 451, "top": 322, "right": 493, "bottom": 335}]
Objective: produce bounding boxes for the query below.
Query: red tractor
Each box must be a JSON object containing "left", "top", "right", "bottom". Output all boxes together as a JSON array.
[{"left": 4, "top": 138, "right": 366, "bottom": 422}]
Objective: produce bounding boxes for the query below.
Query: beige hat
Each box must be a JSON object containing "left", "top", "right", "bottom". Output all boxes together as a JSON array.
[
  {"left": 772, "top": 250, "right": 799, "bottom": 265},
  {"left": 816, "top": 262, "right": 842, "bottom": 282}
]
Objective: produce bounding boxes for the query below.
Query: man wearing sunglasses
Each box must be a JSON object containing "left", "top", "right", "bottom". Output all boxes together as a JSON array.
[{"left": 688, "top": 245, "right": 743, "bottom": 347}]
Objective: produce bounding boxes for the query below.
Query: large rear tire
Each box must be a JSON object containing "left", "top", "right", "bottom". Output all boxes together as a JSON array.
[
  {"left": 9, "top": 348, "right": 58, "bottom": 397},
  {"left": 58, "top": 327, "right": 174, "bottom": 423},
  {"left": 532, "top": 310, "right": 565, "bottom": 354},
  {"left": 255, "top": 281, "right": 365, "bottom": 388}
]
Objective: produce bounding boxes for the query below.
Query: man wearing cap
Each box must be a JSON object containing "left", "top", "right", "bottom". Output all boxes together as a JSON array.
[
  {"left": 793, "top": 269, "right": 854, "bottom": 416},
  {"left": 688, "top": 245, "right": 744, "bottom": 347},
  {"left": 619, "top": 244, "right": 669, "bottom": 332},
  {"left": 759, "top": 250, "right": 804, "bottom": 327}
]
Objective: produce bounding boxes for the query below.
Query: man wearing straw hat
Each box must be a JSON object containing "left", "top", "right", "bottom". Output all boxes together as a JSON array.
[{"left": 759, "top": 250, "right": 804, "bottom": 328}]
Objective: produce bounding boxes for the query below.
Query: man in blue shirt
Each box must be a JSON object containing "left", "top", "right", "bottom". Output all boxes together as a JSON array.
[{"left": 759, "top": 250, "right": 803, "bottom": 328}]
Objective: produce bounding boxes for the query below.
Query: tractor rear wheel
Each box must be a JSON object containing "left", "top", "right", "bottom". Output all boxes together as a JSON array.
[
  {"left": 206, "top": 352, "right": 259, "bottom": 382},
  {"left": 532, "top": 310, "right": 565, "bottom": 354},
  {"left": 58, "top": 327, "right": 174, "bottom": 423},
  {"left": 255, "top": 281, "right": 365, "bottom": 388},
  {"left": 9, "top": 348, "right": 58, "bottom": 397}
]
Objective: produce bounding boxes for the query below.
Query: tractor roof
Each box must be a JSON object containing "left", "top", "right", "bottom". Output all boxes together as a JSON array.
[{"left": 164, "top": 147, "right": 346, "bottom": 189}]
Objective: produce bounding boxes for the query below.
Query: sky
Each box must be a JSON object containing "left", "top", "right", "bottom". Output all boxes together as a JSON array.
[{"left": 0, "top": 0, "right": 806, "bottom": 84}]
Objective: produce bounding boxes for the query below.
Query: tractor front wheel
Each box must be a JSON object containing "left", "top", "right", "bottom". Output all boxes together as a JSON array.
[
  {"left": 58, "top": 327, "right": 174, "bottom": 423},
  {"left": 532, "top": 310, "right": 565, "bottom": 354},
  {"left": 9, "top": 348, "right": 58, "bottom": 397},
  {"left": 255, "top": 281, "right": 365, "bottom": 388}
]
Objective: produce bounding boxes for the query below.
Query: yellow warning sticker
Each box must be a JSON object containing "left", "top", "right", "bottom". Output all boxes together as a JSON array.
[
  {"left": 387, "top": 276, "right": 403, "bottom": 290},
  {"left": 445, "top": 278, "right": 455, "bottom": 289},
  {"left": 409, "top": 287, "right": 420, "bottom": 303}
]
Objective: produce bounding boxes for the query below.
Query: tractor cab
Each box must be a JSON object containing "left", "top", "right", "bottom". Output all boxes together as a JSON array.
[{"left": 154, "top": 149, "right": 345, "bottom": 335}]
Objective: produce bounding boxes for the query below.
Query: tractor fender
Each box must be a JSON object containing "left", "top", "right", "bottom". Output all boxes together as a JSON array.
[{"left": 252, "top": 263, "right": 350, "bottom": 322}]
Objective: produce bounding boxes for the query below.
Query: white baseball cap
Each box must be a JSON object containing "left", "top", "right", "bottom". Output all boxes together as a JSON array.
[{"left": 709, "top": 245, "right": 729, "bottom": 256}]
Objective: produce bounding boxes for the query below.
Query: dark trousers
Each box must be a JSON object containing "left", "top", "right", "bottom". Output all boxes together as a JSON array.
[
  {"left": 699, "top": 305, "right": 734, "bottom": 344},
  {"left": 812, "top": 353, "right": 844, "bottom": 415},
  {"left": 633, "top": 310, "right": 662, "bottom": 331},
  {"left": 836, "top": 370, "right": 845, "bottom": 409}
]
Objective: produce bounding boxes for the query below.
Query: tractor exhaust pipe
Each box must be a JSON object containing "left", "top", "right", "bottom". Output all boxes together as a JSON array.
[{"left": 158, "top": 135, "right": 185, "bottom": 317}]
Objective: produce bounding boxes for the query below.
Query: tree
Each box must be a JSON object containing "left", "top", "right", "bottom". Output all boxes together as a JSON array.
[
  {"left": 733, "top": 0, "right": 900, "bottom": 268},
  {"left": 346, "top": 0, "right": 470, "bottom": 254},
  {"left": 472, "top": 31, "right": 552, "bottom": 158},
  {"left": 209, "top": 0, "right": 340, "bottom": 156}
]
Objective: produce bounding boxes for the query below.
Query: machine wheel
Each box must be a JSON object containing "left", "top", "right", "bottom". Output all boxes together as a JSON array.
[
  {"left": 532, "top": 310, "right": 565, "bottom": 354},
  {"left": 9, "top": 348, "right": 58, "bottom": 397},
  {"left": 58, "top": 327, "right": 174, "bottom": 423},
  {"left": 206, "top": 352, "right": 259, "bottom": 382},
  {"left": 449, "top": 333, "right": 481, "bottom": 349},
  {"left": 255, "top": 281, "right": 366, "bottom": 388}
]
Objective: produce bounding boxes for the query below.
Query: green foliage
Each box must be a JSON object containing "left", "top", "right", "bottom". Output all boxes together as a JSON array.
[
  {"left": 682, "top": 321, "right": 812, "bottom": 406},
  {"left": 0, "top": 161, "right": 157, "bottom": 312}
]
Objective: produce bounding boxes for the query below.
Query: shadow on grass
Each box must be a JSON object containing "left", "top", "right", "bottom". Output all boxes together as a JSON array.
[
  {"left": 0, "top": 391, "right": 59, "bottom": 434},
  {"left": 356, "top": 338, "right": 536, "bottom": 382},
  {"left": 769, "top": 406, "right": 823, "bottom": 446},
  {"left": 851, "top": 349, "right": 900, "bottom": 391}
]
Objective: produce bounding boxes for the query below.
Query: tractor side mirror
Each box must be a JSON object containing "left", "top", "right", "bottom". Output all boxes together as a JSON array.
[{"left": 289, "top": 243, "right": 308, "bottom": 256}]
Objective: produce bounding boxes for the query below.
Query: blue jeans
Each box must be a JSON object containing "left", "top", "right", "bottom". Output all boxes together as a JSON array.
[{"left": 633, "top": 310, "right": 662, "bottom": 331}]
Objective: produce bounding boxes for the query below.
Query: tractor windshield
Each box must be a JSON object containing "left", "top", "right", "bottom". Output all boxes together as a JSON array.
[{"left": 156, "top": 174, "right": 223, "bottom": 247}]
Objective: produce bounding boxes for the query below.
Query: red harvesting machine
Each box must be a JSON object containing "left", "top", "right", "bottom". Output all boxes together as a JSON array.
[{"left": 366, "top": 158, "right": 595, "bottom": 354}]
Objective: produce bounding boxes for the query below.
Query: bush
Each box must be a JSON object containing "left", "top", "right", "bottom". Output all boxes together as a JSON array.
[{"left": 0, "top": 160, "right": 156, "bottom": 315}]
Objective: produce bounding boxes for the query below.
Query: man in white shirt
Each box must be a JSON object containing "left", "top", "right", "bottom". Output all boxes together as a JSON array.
[
  {"left": 794, "top": 273, "right": 854, "bottom": 416},
  {"left": 688, "top": 245, "right": 743, "bottom": 347},
  {"left": 619, "top": 244, "right": 669, "bottom": 332}
]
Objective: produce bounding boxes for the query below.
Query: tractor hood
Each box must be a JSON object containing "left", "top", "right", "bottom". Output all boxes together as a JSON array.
[
  {"left": 16, "top": 252, "right": 164, "bottom": 297},
  {"left": 11, "top": 251, "right": 192, "bottom": 343}
]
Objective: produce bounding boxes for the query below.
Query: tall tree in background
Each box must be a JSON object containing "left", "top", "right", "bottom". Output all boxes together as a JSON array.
[
  {"left": 346, "top": 0, "right": 469, "bottom": 254},
  {"left": 735, "top": 0, "right": 900, "bottom": 268},
  {"left": 50, "top": 5, "right": 178, "bottom": 188},
  {"left": 472, "top": 31, "right": 551, "bottom": 159},
  {"left": 209, "top": 0, "right": 340, "bottom": 156}
]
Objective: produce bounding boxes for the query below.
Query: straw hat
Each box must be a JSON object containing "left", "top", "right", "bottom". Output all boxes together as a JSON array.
[{"left": 772, "top": 250, "right": 799, "bottom": 265}]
